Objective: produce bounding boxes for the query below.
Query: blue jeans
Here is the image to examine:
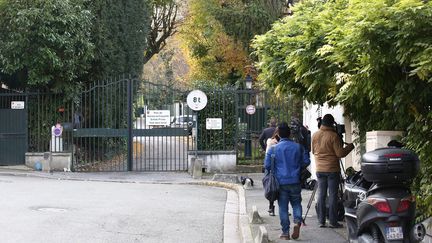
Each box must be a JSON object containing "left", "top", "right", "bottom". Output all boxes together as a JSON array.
[
  {"left": 278, "top": 183, "right": 303, "bottom": 234},
  {"left": 316, "top": 172, "right": 340, "bottom": 225}
]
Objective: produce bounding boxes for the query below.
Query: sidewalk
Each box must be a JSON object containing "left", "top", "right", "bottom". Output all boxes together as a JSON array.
[{"left": 243, "top": 173, "right": 347, "bottom": 243}]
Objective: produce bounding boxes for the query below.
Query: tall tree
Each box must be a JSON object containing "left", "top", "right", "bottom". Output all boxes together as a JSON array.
[
  {"left": 0, "top": 0, "right": 94, "bottom": 92},
  {"left": 179, "top": 0, "right": 250, "bottom": 83},
  {"left": 179, "top": 0, "right": 288, "bottom": 84},
  {"left": 86, "top": 0, "right": 151, "bottom": 81},
  {"left": 253, "top": 0, "right": 432, "bottom": 218}
]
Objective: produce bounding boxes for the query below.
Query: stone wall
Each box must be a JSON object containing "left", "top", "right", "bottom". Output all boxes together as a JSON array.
[
  {"left": 188, "top": 151, "right": 236, "bottom": 173},
  {"left": 26, "top": 152, "right": 72, "bottom": 172}
]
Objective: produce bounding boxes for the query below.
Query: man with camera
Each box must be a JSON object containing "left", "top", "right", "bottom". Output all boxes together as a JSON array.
[{"left": 312, "top": 114, "right": 354, "bottom": 228}]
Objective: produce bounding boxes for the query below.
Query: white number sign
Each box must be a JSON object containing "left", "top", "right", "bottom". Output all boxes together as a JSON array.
[{"left": 187, "top": 90, "right": 207, "bottom": 111}]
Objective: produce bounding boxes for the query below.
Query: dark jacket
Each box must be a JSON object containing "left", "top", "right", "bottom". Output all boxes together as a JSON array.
[{"left": 259, "top": 126, "right": 276, "bottom": 150}]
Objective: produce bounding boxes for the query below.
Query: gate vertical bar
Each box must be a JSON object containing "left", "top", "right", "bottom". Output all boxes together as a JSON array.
[
  {"left": 235, "top": 90, "right": 239, "bottom": 161},
  {"left": 24, "top": 92, "right": 29, "bottom": 155},
  {"left": 127, "top": 77, "right": 133, "bottom": 171}
]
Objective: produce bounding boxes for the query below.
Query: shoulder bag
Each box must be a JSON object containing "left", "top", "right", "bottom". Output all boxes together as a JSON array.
[{"left": 262, "top": 147, "right": 280, "bottom": 201}]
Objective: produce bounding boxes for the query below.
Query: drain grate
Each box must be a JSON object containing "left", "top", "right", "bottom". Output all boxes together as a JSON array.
[{"left": 32, "top": 207, "right": 68, "bottom": 213}]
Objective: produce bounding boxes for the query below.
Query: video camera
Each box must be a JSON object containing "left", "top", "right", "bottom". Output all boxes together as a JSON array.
[
  {"left": 289, "top": 118, "right": 311, "bottom": 152},
  {"left": 335, "top": 123, "right": 345, "bottom": 142}
]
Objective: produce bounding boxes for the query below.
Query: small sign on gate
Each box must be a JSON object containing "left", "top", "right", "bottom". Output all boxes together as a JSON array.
[
  {"left": 206, "top": 118, "right": 222, "bottom": 130},
  {"left": 53, "top": 123, "right": 63, "bottom": 137},
  {"left": 245, "top": 105, "right": 256, "bottom": 115},
  {"left": 11, "top": 101, "right": 25, "bottom": 109},
  {"left": 146, "top": 110, "right": 171, "bottom": 126}
]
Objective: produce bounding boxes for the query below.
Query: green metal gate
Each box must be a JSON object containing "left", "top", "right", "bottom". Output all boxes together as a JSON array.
[
  {"left": 0, "top": 78, "right": 301, "bottom": 170},
  {"left": 72, "top": 77, "right": 193, "bottom": 172},
  {"left": 0, "top": 109, "right": 27, "bottom": 165},
  {"left": 0, "top": 92, "right": 27, "bottom": 165},
  {"left": 70, "top": 77, "right": 299, "bottom": 171}
]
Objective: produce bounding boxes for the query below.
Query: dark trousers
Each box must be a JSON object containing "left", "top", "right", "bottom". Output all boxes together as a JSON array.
[
  {"left": 316, "top": 172, "right": 340, "bottom": 225},
  {"left": 269, "top": 200, "right": 274, "bottom": 210}
]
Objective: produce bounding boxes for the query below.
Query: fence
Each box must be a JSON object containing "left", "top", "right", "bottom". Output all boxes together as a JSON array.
[{"left": 0, "top": 77, "right": 301, "bottom": 171}]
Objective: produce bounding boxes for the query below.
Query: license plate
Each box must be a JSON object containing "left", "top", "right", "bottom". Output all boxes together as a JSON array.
[{"left": 385, "top": 226, "right": 403, "bottom": 240}]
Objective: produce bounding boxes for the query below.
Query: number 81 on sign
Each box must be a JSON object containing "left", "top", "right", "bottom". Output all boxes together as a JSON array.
[{"left": 187, "top": 90, "right": 208, "bottom": 111}]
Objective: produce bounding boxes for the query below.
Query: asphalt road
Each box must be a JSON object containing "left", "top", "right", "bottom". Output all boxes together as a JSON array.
[
  {"left": 0, "top": 175, "right": 226, "bottom": 243},
  {"left": 133, "top": 136, "right": 191, "bottom": 171}
]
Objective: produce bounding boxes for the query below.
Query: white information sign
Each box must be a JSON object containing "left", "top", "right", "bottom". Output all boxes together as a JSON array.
[
  {"left": 245, "top": 105, "right": 256, "bottom": 115},
  {"left": 187, "top": 90, "right": 207, "bottom": 111},
  {"left": 206, "top": 118, "right": 222, "bottom": 130},
  {"left": 11, "top": 101, "right": 25, "bottom": 109},
  {"left": 146, "top": 110, "right": 171, "bottom": 126}
]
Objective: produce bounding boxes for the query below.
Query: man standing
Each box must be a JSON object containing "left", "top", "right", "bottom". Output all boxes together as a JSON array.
[
  {"left": 312, "top": 114, "right": 354, "bottom": 228},
  {"left": 259, "top": 117, "right": 277, "bottom": 151},
  {"left": 264, "top": 122, "right": 310, "bottom": 240}
]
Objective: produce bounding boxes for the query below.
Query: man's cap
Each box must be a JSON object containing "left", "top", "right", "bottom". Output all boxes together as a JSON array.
[
  {"left": 277, "top": 121, "right": 290, "bottom": 138},
  {"left": 277, "top": 121, "right": 290, "bottom": 129},
  {"left": 321, "top": 114, "right": 335, "bottom": 127}
]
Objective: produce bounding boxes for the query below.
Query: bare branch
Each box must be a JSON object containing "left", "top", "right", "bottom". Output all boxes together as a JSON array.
[{"left": 144, "top": 0, "right": 180, "bottom": 64}]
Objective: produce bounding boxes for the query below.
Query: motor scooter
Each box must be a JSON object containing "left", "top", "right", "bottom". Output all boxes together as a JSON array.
[{"left": 343, "top": 148, "right": 426, "bottom": 243}]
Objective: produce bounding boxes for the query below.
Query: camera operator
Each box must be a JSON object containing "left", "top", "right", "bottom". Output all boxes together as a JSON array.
[{"left": 311, "top": 114, "right": 354, "bottom": 228}]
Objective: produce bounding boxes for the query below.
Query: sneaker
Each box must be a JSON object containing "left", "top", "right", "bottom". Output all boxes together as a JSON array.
[
  {"left": 279, "top": 233, "right": 290, "bottom": 240},
  {"left": 319, "top": 223, "right": 326, "bottom": 228},
  {"left": 291, "top": 223, "right": 301, "bottom": 239},
  {"left": 329, "top": 222, "right": 343, "bottom": 228},
  {"left": 268, "top": 208, "right": 275, "bottom": 216}
]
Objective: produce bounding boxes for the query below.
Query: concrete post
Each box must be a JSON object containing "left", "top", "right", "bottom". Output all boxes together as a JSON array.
[
  {"left": 193, "top": 159, "right": 203, "bottom": 179},
  {"left": 188, "top": 157, "right": 196, "bottom": 175},
  {"left": 43, "top": 152, "right": 52, "bottom": 172},
  {"left": 249, "top": 205, "right": 264, "bottom": 224},
  {"left": 254, "top": 226, "right": 269, "bottom": 243}
]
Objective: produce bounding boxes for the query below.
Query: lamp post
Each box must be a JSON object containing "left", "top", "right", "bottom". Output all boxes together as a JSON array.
[
  {"left": 244, "top": 74, "right": 253, "bottom": 158},
  {"left": 245, "top": 74, "right": 253, "bottom": 90}
]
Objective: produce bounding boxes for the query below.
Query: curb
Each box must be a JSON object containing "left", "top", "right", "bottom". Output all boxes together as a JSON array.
[{"left": 191, "top": 181, "right": 254, "bottom": 243}]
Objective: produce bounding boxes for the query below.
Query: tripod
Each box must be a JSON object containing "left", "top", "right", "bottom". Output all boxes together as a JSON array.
[
  {"left": 302, "top": 160, "right": 346, "bottom": 225},
  {"left": 302, "top": 179, "right": 318, "bottom": 225}
]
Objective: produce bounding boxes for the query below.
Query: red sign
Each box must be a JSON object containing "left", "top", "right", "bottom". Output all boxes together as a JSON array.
[{"left": 246, "top": 105, "right": 256, "bottom": 115}]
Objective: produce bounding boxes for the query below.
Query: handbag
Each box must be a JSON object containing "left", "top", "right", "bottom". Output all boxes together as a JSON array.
[
  {"left": 262, "top": 147, "right": 280, "bottom": 202},
  {"left": 300, "top": 167, "right": 312, "bottom": 184}
]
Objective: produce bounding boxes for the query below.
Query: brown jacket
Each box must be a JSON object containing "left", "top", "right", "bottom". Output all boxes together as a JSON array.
[{"left": 312, "top": 125, "right": 354, "bottom": 172}]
